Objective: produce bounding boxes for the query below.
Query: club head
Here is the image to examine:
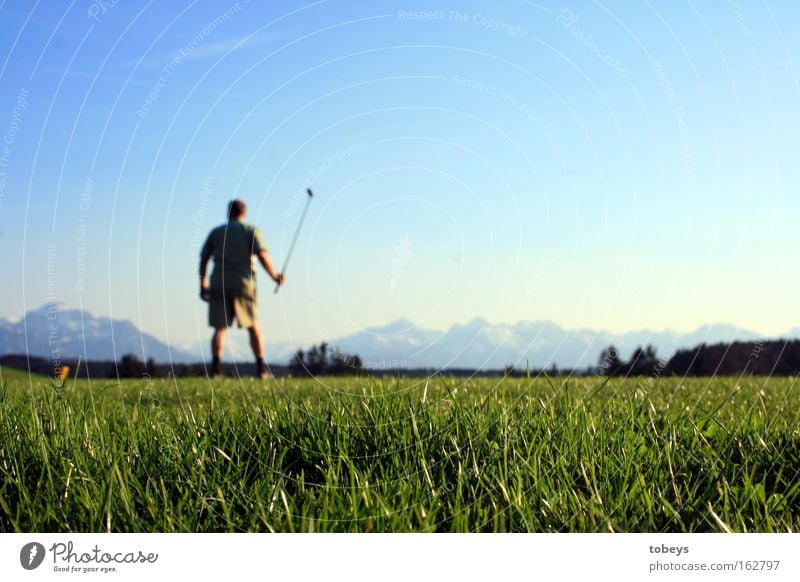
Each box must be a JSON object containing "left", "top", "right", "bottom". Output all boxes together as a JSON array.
[{"left": 306, "top": 188, "right": 314, "bottom": 198}]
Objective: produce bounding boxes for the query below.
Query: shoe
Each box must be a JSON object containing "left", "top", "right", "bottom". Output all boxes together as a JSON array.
[
  {"left": 210, "top": 361, "right": 222, "bottom": 378},
  {"left": 256, "top": 361, "right": 272, "bottom": 380}
]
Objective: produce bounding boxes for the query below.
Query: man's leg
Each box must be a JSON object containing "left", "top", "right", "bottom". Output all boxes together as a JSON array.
[
  {"left": 211, "top": 327, "right": 226, "bottom": 376},
  {"left": 208, "top": 288, "right": 233, "bottom": 377},
  {"left": 247, "top": 323, "right": 269, "bottom": 378}
]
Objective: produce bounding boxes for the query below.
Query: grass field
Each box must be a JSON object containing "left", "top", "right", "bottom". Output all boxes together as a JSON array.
[{"left": 1, "top": 369, "right": 799, "bottom": 532}]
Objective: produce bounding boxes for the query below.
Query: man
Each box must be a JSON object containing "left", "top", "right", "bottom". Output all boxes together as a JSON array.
[{"left": 199, "top": 199, "right": 285, "bottom": 378}]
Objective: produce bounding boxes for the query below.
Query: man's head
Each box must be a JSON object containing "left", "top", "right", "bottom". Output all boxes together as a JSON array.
[{"left": 228, "top": 199, "right": 247, "bottom": 221}]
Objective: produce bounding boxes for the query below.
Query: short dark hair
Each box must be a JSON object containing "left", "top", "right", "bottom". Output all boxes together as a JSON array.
[{"left": 228, "top": 199, "right": 246, "bottom": 219}]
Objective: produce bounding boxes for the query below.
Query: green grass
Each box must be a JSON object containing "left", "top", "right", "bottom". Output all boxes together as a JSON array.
[
  {"left": 0, "top": 364, "right": 47, "bottom": 385},
  {"left": 1, "top": 371, "right": 799, "bottom": 532}
]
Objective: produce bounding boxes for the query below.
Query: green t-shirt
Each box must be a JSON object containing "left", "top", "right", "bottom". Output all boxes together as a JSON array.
[{"left": 200, "top": 221, "right": 267, "bottom": 291}]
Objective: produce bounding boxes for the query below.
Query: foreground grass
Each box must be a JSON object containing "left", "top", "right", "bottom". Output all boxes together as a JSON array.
[{"left": 1, "top": 371, "right": 799, "bottom": 532}]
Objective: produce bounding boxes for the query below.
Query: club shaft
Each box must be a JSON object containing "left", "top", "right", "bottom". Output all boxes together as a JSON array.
[{"left": 275, "top": 191, "right": 313, "bottom": 293}]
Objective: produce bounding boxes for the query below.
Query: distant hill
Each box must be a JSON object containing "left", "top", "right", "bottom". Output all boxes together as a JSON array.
[{"left": 0, "top": 304, "right": 195, "bottom": 363}]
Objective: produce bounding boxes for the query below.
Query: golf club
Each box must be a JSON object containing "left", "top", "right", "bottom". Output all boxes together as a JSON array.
[{"left": 275, "top": 187, "right": 314, "bottom": 293}]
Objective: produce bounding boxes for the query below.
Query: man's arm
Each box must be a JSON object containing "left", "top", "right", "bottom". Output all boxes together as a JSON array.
[
  {"left": 199, "top": 254, "right": 212, "bottom": 301},
  {"left": 199, "top": 231, "right": 213, "bottom": 302},
  {"left": 256, "top": 249, "right": 285, "bottom": 286}
]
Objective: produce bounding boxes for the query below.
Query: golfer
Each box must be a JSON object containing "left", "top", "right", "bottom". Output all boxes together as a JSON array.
[{"left": 199, "top": 199, "right": 285, "bottom": 378}]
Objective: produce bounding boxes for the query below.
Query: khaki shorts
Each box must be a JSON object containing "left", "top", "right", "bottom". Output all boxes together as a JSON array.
[{"left": 209, "top": 287, "right": 257, "bottom": 329}]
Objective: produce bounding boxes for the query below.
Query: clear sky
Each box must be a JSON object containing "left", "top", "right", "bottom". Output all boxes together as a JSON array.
[{"left": 1, "top": 0, "right": 798, "bottom": 351}]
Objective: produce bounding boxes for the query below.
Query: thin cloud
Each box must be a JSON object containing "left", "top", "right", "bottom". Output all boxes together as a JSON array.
[
  {"left": 45, "top": 68, "right": 154, "bottom": 87},
  {"left": 115, "top": 31, "right": 286, "bottom": 70},
  {"left": 44, "top": 68, "right": 222, "bottom": 96}
]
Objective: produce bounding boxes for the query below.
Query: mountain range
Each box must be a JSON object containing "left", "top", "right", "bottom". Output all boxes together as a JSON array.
[
  {"left": 1, "top": 304, "right": 797, "bottom": 371},
  {"left": 329, "top": 318, "right": 789, "bottom": 370},
  {"left": 0, "top": 304, "right": 195, "bottom": 363}
]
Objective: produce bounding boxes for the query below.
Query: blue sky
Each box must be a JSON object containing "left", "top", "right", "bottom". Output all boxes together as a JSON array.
[{"left": 1, "top": 0, "right": 798, "bottom": 352}]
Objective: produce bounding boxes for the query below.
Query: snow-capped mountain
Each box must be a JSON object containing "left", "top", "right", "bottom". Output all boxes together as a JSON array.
[
  {"left": 329, "top": 318, "right": 768, "bottom": 370},
  {"left": 0, "top": 304, "right": 195, "bottom": 362}
]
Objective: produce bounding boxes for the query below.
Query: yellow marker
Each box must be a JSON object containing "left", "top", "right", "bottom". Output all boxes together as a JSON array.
[{"left": 57, "top": 366, "right": 71, "bottom": 382}]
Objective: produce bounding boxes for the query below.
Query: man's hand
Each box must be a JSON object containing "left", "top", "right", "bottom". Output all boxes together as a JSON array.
[
  {"left": 256, "top": 249, "right": 285, "bottom": 292},
  {"left": 200, "top": 282, "right": 211, "bottom": 302}
]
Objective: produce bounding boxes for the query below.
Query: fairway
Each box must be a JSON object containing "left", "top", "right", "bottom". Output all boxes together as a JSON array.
[{"left": 1, "top": 372, "right": 798, "bottom": 533}]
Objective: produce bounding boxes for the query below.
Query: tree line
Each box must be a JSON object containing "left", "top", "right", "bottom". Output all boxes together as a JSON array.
[
  {"left": 593, "top": 339, "right": 800, "bottom": 377},
  {"left": 4, "top": 338, "right": 799, "bottom": 379},
  {"left": 289, "top": 342, "right": 366, "bottom": 376}
]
